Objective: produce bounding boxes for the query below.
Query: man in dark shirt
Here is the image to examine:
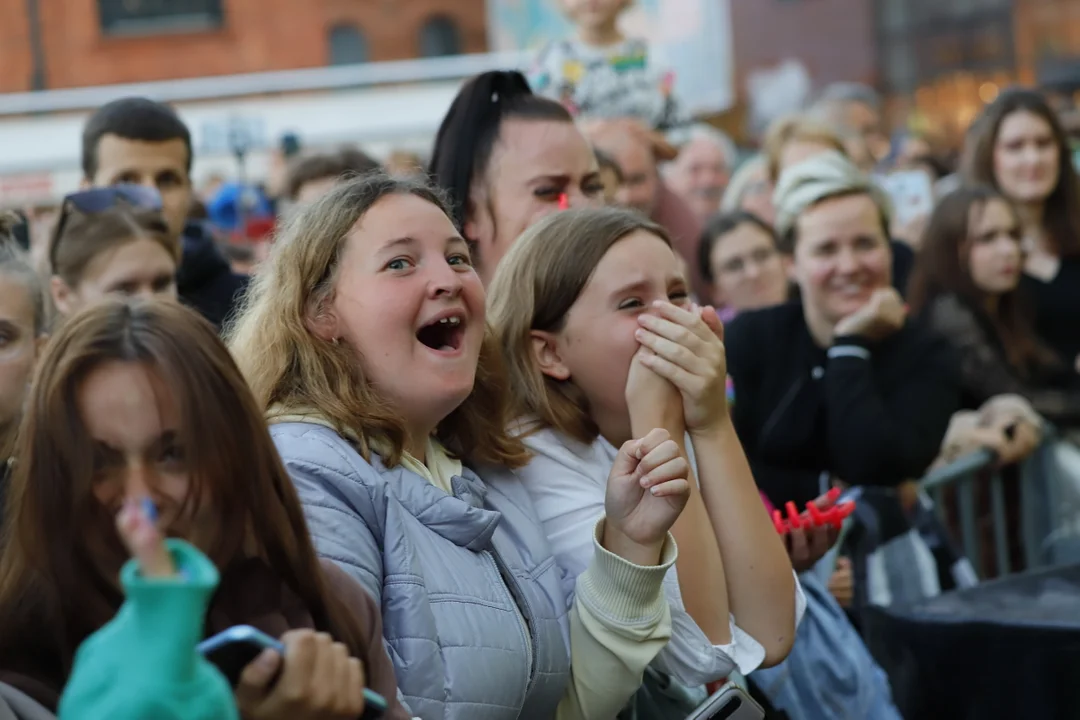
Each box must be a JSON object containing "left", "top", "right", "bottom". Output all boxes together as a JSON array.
[{"left": 80, "top": 98, "right": 248, "bottom": 329}]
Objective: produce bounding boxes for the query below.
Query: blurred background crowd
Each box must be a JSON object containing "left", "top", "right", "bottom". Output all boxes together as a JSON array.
[{"left": 2, "top": 1, "right": 1080, "bottom": 719}]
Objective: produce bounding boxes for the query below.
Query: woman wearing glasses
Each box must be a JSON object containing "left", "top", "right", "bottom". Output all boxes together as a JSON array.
[
  {"left": 49, "top": 185, "right": 181, "bottom": 317},
  {"left": 698, "top": 211, "right": 791, "bottom": 320}
]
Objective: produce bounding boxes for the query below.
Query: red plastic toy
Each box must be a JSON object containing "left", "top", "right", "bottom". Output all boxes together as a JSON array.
[{"left": 772, "top": 487, "right": 854, "bottom": 534}]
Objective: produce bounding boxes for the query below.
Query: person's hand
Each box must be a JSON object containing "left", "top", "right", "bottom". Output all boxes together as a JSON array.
[
  {"left": 635, "top": 301, "right": 729, "bottom": 436},
  {"left": 236, "top": 630, "right": 366, "bottom": 720},
  {"left": 116, "top": 498, "right": 175, "bottom": 578},
  {"left": 625, "top": 345, "right": 683, "bottom": 431},
  {"left": 833, "top": 288, "right": 907, "bottom": 341},
  {"left": 828, "top": 558, "right": 854, "bottom": 607},
  {"left": 786, "top": 492, "right": 842, "bottom": 573},
  {"left": 603, "top": 428, "right": 691, "bottom": 566}
]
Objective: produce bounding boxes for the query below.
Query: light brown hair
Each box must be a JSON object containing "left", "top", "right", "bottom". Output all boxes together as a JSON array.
[
  {"left": 228, "top": 173, "right": 528, "bottom": 468},
  {"left": 487, "top": 207, "right": 673, "bottom": 445},
  {"left": 0, "top": 299, "right": 372, "bottom": 688},
  {"left": 50, "top": 207, "right": 180, "bottom": 287},
  {"left": 763, "top": 114, "right": 848, "bottom": 184}
]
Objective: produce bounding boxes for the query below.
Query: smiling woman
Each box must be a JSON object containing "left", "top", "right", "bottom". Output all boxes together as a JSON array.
[{"left": 725, "top": 151, "right": 960, "bottom": 510}]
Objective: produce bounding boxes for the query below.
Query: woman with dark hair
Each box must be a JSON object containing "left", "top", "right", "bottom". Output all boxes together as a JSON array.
[
  {"left": 698, "top": 210, "right": 791, "bottom": 318},
  {"left": 963, "top": 88, "right": 1080, "bottom": 372},
  {"left": 429, "top": 70, "right": 606, "bottom": 282},
  {"left": 910, "top": 185, "right": 1074, "bottom": 413},
  {"left": 0, "top": 300, "right": 407, "bottom": 719}
]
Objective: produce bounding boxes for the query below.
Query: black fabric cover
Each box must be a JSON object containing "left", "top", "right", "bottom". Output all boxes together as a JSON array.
[{"left": 863, "top": 563, "right": 1080, "bottom": 719}]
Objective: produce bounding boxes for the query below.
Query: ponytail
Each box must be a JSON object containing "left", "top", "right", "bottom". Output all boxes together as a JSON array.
[{"left": 429, "top": 70, "right": 572, "bottom": 233}]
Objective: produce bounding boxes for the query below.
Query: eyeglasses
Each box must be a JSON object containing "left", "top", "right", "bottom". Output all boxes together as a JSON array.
[{"left": 51, "top": 184, "right": 164, "bottom": 267}]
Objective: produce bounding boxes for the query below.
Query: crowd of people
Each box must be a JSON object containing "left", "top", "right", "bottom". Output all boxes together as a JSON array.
[{"left": 0, "top": 1, "right": 1077, "bottom": 719}]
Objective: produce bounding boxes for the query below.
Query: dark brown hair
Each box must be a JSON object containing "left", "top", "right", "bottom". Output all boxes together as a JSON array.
[
  {"left": 962, "top": 87, "right": 1080, "bottom": 257},
  {"left": 698, "top": 210, "right": 777, "bottom": 284},
  {"left": 488, "top": 207, "right": 673, "bottom": 444},
  {"left": 229, "top": 173, "right": 529, "bottom": 468},
  {"left": 908, "top": 185, "right": 1055, "bottom": 374},
  {"left": 50, "top": 207, "right": 180, "bottom": 287},
  {"left": 285, "top": 148, "right": 382, "bottom": 202},
  {"left": 0, "top": 299, "right": 372, "bottom": 687}
]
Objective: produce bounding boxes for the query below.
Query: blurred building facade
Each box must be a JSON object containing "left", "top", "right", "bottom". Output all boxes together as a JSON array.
[{"left": 0, "top": 0, "right": 487, "bottom": 93}]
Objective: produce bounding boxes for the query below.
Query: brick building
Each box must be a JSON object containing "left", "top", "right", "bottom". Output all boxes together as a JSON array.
[{"left": 0, "top": 0, "right": 488, "bottom": 93}]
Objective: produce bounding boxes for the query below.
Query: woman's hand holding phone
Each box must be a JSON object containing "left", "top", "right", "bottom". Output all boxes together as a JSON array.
[
  {"left": 634, "top": 301, "right": 729, "bottom": 437},
  {"left": 235, "top": 629, "right": 366, "bottom": 720}
]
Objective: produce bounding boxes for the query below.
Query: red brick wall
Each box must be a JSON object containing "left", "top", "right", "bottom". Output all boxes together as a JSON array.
[
  {"left": 0, "top": 0, "right": 35, "bottom": 92},
  {"left": 0, "top": 0, "right": 489, "bottom": 93}
]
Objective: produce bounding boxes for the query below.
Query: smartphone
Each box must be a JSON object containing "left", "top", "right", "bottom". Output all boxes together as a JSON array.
[
  {"left": 685, "top": 682, "right": 764, "bottom": 720},
  {"left": 197, "top": 625, "right": 284, "bottom": 687},
  {"left": 197, "top": 625, "right": 388, "bottom": 719}
]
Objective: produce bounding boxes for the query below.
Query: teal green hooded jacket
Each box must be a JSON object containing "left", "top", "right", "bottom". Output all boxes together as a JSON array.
[{"left": 58, "top": 539, "right": 238, "bottom": 720}]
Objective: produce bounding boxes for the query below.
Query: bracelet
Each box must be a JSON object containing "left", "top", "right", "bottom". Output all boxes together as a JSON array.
[{"left": 827, "top": 345, "right": 871, "bottom": 361}]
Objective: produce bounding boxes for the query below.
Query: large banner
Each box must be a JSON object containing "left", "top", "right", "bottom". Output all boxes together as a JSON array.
[{"left": 486, "top": 0, "right": 735, "bottom": 115}]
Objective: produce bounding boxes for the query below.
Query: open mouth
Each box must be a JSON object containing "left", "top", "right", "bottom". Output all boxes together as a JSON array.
[{"left": 416, "top": 315, "right": 465, "bottom": 353}]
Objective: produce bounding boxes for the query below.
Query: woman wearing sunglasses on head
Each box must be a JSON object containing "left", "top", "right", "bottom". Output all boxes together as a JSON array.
[{"left": 49, "top": 185, "right": 181, "bottom": 318}]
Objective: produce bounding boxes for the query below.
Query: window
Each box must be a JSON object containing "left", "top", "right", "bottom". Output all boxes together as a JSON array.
[
  {"left": 328, "top": 23, "right": 369, "bottom": 65},
  {"left": 98, "top": 0, "right": 224, "bottom": 35},
  {"left": 419, "top": 15, "right": 461, "bottom": 58}
]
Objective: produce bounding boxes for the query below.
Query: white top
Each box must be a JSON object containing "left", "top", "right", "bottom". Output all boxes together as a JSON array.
[
  {"left": 514, "top": 426, "right": 807, "bottom": 687},
  {"left": 528, "top": 37, "right": 686, "bottom": 131}
]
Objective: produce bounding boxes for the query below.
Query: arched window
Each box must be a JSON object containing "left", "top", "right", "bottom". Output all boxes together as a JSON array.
[
  {"left": 328, "top": 23, "right": 369, "bottom": 65},
  {"left": 419, "top": 15, "right": 461, "bottom": 58}
]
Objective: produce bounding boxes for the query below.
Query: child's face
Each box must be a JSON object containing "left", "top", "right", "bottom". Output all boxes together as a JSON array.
[{"left": 560, "top": 0, "right": 629, "bottom": 30}]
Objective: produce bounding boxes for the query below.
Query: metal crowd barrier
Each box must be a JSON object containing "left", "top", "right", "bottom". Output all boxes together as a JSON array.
[{"left": 918, "top": 430, "right": 1075, "bottom": 580}]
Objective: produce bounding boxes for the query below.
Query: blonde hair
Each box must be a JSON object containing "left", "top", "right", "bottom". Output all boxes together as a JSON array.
[
  {"left": 719, "top": 155, "right": 768, "bottom": 214},
  {"left": 488, "top": 207, "right": 672, "bottom": 445},
  {"left": 228, "top": 173, "right": 528, "bottom": 468},
  {"left": 763, "top": 114, "right": 847, "bottom": 184}
]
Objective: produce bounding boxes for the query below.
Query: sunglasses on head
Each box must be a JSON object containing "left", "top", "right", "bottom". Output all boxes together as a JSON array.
[{"left": 52, "top": 184, "right": 165, "bottom": 265}]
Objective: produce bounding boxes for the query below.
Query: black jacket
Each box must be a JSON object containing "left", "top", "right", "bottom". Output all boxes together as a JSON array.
[
  {"left": 726, "top": 302, "right": 960, "bottom": 510},
  {"left": 177, "top": 222, "right": 249, "bottom": 330}
]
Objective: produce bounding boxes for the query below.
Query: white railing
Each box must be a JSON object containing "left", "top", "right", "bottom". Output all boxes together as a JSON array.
[{"left": 0, "top": 51, "right": 530, "bottom": 117}]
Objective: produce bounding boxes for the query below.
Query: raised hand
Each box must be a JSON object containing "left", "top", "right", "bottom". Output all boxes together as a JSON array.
[
  {"left": 625, "top": 345, "right": 683, "bottom": 432},
  {"left": 236, "top": 630, "right": 366, "bottom": 720},
  {"left": 116, "top": 497, "right": 176, "bottom": 578},
  {"left": 634, "top": 301, "right": 728, "bottom": 435},
  {"left": 602, "top": 428, "right": 690, "bottom": 566}
]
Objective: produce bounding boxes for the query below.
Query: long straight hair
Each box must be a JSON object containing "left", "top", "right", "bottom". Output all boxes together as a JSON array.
[
  {"left": 0, "top": 300, "right": 371, "bottom": 687},
  {"left": 962, "top": 87, "right": 1080, "bottom": 257},
  {"left": 908, "top": 185, "right": 1056, "bottom": 375},
  {"left": 487, "top": 207, "right": 674, "bottom": 445}
]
